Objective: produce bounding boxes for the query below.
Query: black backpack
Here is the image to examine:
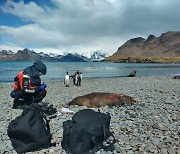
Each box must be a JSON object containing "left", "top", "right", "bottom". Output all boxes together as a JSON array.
[
  {"left": 7, "top": 103, "right": 53, "bottom": 153},
  {"left": 61, "top": 109, "right": 115, "bottom": 154}
]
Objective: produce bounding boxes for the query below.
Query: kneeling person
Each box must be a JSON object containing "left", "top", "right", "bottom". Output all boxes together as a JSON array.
[{"left": 10, "top": 61, "right": 47, "bottom": 109}]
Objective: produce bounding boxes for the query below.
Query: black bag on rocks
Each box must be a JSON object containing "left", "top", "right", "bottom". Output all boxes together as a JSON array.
[
  {"left": 61, "top": 109, "right": 115, "bottom": 154},
  {"left": 7, "top": 103, "right": 54, "bottom": 153}
]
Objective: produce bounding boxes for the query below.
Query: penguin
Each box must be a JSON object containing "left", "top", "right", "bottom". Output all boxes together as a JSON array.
[{"left": 64, "top": 72, "right": 70, "bottom": 87}]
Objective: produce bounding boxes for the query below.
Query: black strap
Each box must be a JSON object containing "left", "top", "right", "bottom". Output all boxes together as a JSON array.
[
  {"left": 90, "top": 126, "right": 116, "bottom": 153},
  {"left": 31, "top": 103, "right": 54, "bottom": 147},
  {"left": 90, "top": 138, "right": 103, "bottom": 154},
  {"left": 31, "top": 103, "right": 44, "bottom": 111},
  {"left": 90, "top": 111, "right": 116, "bottom": 153},
  {"left": 103, "top": 132, "right": 116, "bottom": 152},
  {"left": 62, "top": 121, "right": 74, "bottom": 153}
]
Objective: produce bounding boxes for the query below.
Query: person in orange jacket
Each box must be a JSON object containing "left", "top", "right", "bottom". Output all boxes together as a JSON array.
[{"left": 10, "top": 61, "right": 47, "bottom": 109}]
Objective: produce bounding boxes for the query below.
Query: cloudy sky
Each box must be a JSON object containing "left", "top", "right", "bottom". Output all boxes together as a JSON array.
[{"left": 0, "top": 0, "right": 180, "bottom": 55}]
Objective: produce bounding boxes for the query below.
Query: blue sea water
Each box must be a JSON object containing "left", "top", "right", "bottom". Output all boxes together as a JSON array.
[{"left": 0, "top": 61, "right": 180, "bottom": 83}]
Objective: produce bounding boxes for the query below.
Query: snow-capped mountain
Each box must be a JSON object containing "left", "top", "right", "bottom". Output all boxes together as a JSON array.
[
  {"left": 89, "top": 51, "right": 109, "bottom": 62},
  {"left": 58, "top": 53, "right": 89, "bottom": 62},
  {"left": 0, "top": 48, "right": 108, "bottom": 62}
]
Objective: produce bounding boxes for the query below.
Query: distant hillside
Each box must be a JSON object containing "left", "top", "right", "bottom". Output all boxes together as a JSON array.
[
  {"left": 0, "top": 49, "right": 57, "bottom": 61},
  {"left": 103, "top": 31, "right": 180, "bottom": 63},
  {"left": 59, "top": 53, "right": 89, "bottom": 62},
  {"left": 0, "top": 49, "right": 108, "bottom": 62}
]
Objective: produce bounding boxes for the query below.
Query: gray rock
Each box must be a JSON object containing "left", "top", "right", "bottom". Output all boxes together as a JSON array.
[
  {"left": 1, "top": 75, "right": 180, "bottom": 153},
  {"left": 152, "top": 138, "right": 160, "bottom": 145}
]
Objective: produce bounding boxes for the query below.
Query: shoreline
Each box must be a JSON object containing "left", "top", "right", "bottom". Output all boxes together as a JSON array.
[
  {"left": 0, "top": 74, "right": 178, "bottom": 85},
  {"left": 0, "top": 75, "right": 179, "bottom": 153},
  {"left": 1, "top": 61, "right": 180, "bottom": 84}
]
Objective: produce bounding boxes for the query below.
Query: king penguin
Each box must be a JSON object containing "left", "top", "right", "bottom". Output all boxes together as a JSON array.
[{"left": 64, "top": 72, "right": 70, "bottom": 87}]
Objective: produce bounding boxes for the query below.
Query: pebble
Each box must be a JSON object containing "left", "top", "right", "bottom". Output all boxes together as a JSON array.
[{"left": 0, "top": 75, "right": 179, "bottom": 153}]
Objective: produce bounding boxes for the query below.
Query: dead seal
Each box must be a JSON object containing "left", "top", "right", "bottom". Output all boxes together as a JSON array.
[
  {"left": 69, "top": 92, "right": 136, "bottom": 108},
  {"left": 127, "top": 70, "right": 136, "bottom": 77}
]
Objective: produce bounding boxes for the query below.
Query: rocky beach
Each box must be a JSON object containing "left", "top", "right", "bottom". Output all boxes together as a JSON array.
[{"left": 0, "top": 75, "right": 179, "bottom": 154}]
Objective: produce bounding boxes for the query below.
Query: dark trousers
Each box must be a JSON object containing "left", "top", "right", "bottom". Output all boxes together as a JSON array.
[
  {"left": 77, "top": 78, "right": 81, "bottom": 86},
  {"left": 12, "top": 90, "right": 47, "bottom": 109},
  {"left": 73, "top": 77, "right": 76, "bottom": 85}
]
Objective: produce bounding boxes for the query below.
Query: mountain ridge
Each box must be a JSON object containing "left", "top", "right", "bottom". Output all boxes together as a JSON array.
[
  {"left": 1, "top": 31, "right": 180, "bottom": 63},
  {"left": 103, "top": 31, "right": 180, "bottom": 63},
  {"left": 0, "top": 49, "right": 108, "bottom": 62}
]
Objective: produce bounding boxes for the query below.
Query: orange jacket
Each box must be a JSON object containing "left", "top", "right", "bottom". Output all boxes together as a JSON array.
[{"left": 14, "top": 71, "right": 37, "bottom": 92}]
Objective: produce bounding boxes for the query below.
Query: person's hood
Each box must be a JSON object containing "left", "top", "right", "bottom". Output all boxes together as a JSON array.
[
  {"left": 33, "top": 61, "right": 47, "bottom": 75},
  {"left": 23, "top": 61, "right": 46, "bottom": 85},
  {"left": 24, "top": 61, "right": 46, "bottom": 77}
]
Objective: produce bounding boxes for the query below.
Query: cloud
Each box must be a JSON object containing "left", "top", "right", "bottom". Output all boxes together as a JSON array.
[
  {"left": 0, "top": 44, "right": 22, "bottom": 52},
  {"left": 1, "top": 0, "right": 45, "bottom": 21},
  {"left": 0, "top": 0, "right": 180, "bottom": 54}
]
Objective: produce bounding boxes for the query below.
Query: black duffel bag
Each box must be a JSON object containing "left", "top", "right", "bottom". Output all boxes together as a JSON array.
[
  {"left": 61, "top": 109, "right": 115, "bottom": 154},
  {"left": 7, "top": 103, "right": 54, "bottom": 153}
]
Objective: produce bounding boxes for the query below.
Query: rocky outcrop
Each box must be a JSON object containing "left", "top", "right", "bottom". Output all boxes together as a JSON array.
[{"left": 104, "top": 31, "right": 180, "bottom": 63}]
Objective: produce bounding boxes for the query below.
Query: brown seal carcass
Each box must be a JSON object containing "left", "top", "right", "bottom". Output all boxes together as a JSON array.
[{"left": 69, "top": 92, "right": 136, "bottom": 108}]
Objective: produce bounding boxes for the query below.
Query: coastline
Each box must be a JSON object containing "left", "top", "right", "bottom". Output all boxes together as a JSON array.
[
  {"left": 1, "top": 61, "right": 180, "bottom": 84},
  {"left": 0, "top": 73, "right": 179, "bottom": 85},
  {"left": 0, "top": 75, "right": 179, "bottom": 153}
]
